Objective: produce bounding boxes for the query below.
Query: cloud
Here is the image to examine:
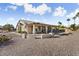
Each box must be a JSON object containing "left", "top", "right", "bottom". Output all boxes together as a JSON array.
[
  {"left": 10, "top": 3, "right": 51, "bottom": 15},
  {"left": 0, "top": 7, "right": 2, "bottom": 11},
  {"left": 36, "top": 4, "right": 51, "bottom": 15},
  {"left": 66, "top": 8, "right": 79, "bottom": 18},
  {"left": 0, "top": 8, "right": 1, "bottom": 10},
  {"left": 23, "top": 3, "right": 51, "bottom": 15},
  {"left": 7, "top": 17, "right": 15, "bottom": 21},
  {"left": 5, "top": 17, "right": 17, "bottom": 27},
  {"left": 7, "top": 5, "right": 17, "bottom": 10},
  {"left": 77, "top": 3, "right": 79, "bottom": 5},
  {"left": 66, "top": 8, "right": 79, "bottom": 25},
  {"left": 23, "top": 4, "right": 35, "bottom": 14},
  {"left": 5, "top": 5, "right": 17, "bottom": 11},
  {"left": 10, "top": 3, "right": 24, "bottom": 6},
  {"left": 5, "top": 17, "right": 15, "bottom": 24},
  {"left": 53, "top": 6, "right": 67, "bottom": 17}
]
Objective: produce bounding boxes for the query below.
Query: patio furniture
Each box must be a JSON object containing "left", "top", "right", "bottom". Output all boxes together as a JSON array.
[{"left": 35, "top": 34, "right": 53, "bottom": 39}]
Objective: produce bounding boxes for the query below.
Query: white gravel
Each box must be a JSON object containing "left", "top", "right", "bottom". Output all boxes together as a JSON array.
[{"left": 0, "top": 31, "right": 79, "bottom": 56}]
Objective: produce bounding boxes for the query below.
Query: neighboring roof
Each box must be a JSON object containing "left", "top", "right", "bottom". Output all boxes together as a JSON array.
[{"left": 19, "top": 20, "right": 57, "bottom": 26}]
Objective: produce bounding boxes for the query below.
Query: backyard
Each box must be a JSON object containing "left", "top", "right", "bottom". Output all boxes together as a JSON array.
[{"left": 0, "top": 30, "right": 79, "bottom": 56}]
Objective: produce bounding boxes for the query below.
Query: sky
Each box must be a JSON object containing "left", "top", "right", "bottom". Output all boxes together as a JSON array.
[{"left": 0, "top": 3, "right": 79, "bottom": 27}]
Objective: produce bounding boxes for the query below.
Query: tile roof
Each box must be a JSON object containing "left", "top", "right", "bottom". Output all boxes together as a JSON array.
[{"left": 19, "top": 20, "right": 57, "bottom": 26}]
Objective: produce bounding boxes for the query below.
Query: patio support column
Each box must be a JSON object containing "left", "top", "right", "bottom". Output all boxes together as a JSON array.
[
  {"left": 46, "top": 26, "right": 48, "bottom": 33},
  {"left": 33, "top": 24, "right": 35, "bottom": 34},
  {"left": 51, "top": 26, "right": 52, "bottom": 32},
  {"left": 41, "top": 26, "right": 42, "bottom": 33},
  {"left": 26, "top": 25, "right": 28, "bottom": 34}
]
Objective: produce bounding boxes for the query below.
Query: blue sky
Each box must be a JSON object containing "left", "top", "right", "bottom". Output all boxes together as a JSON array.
[{"left": 0, "top": 3, "right": 79, "bottom": 27}]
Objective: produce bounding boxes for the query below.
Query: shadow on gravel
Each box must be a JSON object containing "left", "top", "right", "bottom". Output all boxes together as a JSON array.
[
  {"left": 59, "top": 33, "right": 73, "bottom": 36},
  {"left": 0, "top": 40, "right": 15, "bottom": 48},
  {"left": 53, "top": 36, "right": 60, "bottom": 38}
]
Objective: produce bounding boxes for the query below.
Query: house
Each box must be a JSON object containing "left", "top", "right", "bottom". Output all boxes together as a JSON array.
[{"left": 16, "top": 20, "right": 57, "bottom": 34}]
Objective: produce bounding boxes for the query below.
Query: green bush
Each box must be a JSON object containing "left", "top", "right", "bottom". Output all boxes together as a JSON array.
[
  {"left": 18, "top": 30, "right": 22, "bottom": 33},
  {"left": 3, "top": 24, "right": 15, "bottom": 32},
  {"left": 70, "top": 24, "right": 79, "bottom": 31},
  {"left": 0, "top": 35, "right": 11, "bottom": 44},
  {"left": 18, "top": 31, "right": 27, "bottom": 34}
]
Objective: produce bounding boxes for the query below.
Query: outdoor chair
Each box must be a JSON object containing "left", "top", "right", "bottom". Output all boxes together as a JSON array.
[{"left": 35, "top": 34, "right": 53, "bottom": 39}]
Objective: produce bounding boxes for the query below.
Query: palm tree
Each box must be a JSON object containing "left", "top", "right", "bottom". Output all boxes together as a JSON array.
[
  {"left": 73, "top": 12, "right": 79, "bottom": 25},
  {"left": 72, "top": 16, "right": 76, "bottom": 30},
  {"left": 72, "top": 12, "right": 79, "bottom": 30},
  {"left": 58, "top": 21, "right": 62, "bottom": 26},
  {"left": 58, "top": 21, "right": 62, "bottom": 29},
  {"left": 67, "top": 18, "right": 70, "bottom": 27},
  {"left": 73, "top": 16, "right": 76, "bottom": 25},
  {"left": 76, "top": 12, "right": 79, "bottom": 17}
]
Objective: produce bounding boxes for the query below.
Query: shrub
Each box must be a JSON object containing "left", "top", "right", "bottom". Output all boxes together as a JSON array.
[
  {"left": 21, "top": 31, "right": 27, "bottom": 33},
  {"left": 18, "top": 31, "right": 27, "bottom": 34},
  {"left": 3, "top": 24, "right": 15, "bottom": 32},
  {"left": 70, "top": 24, "right": 79, "bottom": 31},
  {"left": 0, "top": 35, "right": 11, "bottom": 44},
  {"left": 18, "top": 30, "right": 22, "bottom": 33}
]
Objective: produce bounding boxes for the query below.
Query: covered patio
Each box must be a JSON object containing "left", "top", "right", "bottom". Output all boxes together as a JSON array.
[{"left": 16, "top": 20, "right": 56, "bottom": 34}]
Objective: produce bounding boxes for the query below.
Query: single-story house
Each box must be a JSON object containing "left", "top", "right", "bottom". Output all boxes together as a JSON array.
[{"left": 16, "top": 20, "right": 57, "bottom": 34}]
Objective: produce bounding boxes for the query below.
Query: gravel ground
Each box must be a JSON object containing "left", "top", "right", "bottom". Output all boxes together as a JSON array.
[{"left": 0, "top": 31, "right": 79, "bottom": 56}]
